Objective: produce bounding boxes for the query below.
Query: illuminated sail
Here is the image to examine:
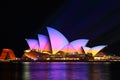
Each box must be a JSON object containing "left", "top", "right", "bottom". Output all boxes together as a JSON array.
[
  {"left": 25, "top": 27, "right": 107, "bottom": 57},
  {"left": 60, "top": 44, "right": 77, "bottom": 54},
  {"left": 70, "top": 39, "right": 89, "bottom": 54},
  {"left": 90, "top": 45, "right": 107, "bottom": 56},
  {"left": 38, "top": 34, "right": 51, "bottom": 52},
  {"left": 82, "top": 45, "right": 107, "bottom": 56},
  {"left": 82, "top": 46, "right": 91, "bottom": 54},
  {"left": 25, "top": 39, "right": 39, "bottom": 50},
  {"left": 47, "top": 27, "right": 69, "bottom": 54}
]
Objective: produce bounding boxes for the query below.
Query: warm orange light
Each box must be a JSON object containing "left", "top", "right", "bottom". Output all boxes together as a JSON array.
[{"left": 0, "top": 48, "right": 16, "bottom": 60}]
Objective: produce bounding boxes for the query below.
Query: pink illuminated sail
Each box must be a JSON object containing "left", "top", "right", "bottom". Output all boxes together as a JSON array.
[
  {"left": 38, "top": 34, "right": 51, "bottom": 52},
  {"left": 47, "top": 27, "right": 69, "bottom": 54},
  {"left": 70, "top": 39, "right": 89, "bottom": 54},
  {"left": 60, "top": 44, "right": 77, "bottom": 54},
  {"left": 25, "top": 39, "right": 39, "bottom": 50}
]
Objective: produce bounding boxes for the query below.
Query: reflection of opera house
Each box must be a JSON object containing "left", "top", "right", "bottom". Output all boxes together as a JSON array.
[{"left": 22, "top": 27, "right": 107, "bottom": 61}]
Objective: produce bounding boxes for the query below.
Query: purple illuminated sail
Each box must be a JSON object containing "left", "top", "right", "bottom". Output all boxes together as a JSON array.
[
  {"left": 25, "top": 39, "right": 39, "bottom": 50},
  {"left": 70, "top": 39, "right": 89, "bottom": 54},
  {"left": 60, "top": 44, "right": 77, "bottom": 54},
  {"left": 47, "top": 27, "right": 69, "bottom": 54},
  {"left": 38, "top": 34, "right": 51, "bottom": 52}
]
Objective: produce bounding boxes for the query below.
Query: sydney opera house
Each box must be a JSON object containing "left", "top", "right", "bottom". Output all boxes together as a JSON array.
[{"left": 21, "top": 26, "right": 109, "bottom": 61}]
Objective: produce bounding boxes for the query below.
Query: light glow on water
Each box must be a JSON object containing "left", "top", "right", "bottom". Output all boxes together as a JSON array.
[
  {"left": 22, "top": 62, "right": 30, "bottom": 80},
  {"left": 0, "top": 62, "right": 112, "bottom": 80},
  {"left": 21, "top": 62, "right": 110, "bottom": 80}
]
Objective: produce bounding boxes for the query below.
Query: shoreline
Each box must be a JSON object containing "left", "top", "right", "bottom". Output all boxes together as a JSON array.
[{"left": 1, "top": 60, "right": 120, "bottom": 63}]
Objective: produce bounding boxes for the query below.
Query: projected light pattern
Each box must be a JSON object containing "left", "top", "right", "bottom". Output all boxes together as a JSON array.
[
  {"left": 60, "top": 44, "right": 77, "bottom": 54},
  {"left": 70, "top": 39, "right": 89, "bottom": 54},
  {"left": 24, "top": 52, "right": 39, "bottom": 60},
  {"left": 25, "top": 27, "right": 107, "bottom": 56},
  {"left": 38, "top": 34, "right": 51, "bottom": 52},
  {"left": 82, "top": 46, "right": 90, "bottom": 54},
  {"left": 25, "top": 39, "right": 39, "bottom": 50},
  {"left": 47, "top": 27, "right": 69, "bottom": 54},
  {"left": 82, "top": 45, "right": 107, "bottom": 56},
  {"left": 91, "top": 45, "right": 107, "bottom": 56}
]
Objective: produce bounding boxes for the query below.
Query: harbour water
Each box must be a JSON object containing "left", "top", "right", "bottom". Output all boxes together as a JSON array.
[{"left": 0, "top": 62, "right": 119, "bottom": 80}]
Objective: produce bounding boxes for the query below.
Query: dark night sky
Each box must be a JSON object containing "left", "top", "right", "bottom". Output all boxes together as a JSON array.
[{"left": 0, "top": 0, "right": 120, "bottom": 57}]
